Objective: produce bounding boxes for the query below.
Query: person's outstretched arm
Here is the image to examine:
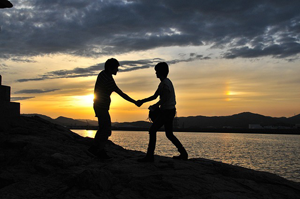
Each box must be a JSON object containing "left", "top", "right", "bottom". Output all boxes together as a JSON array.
[
  {"left": 115, "top": 87, "right": 138, "bottom": 105},
  {"left": 138, "top": 89, "right": 159, "bottom": 105}
]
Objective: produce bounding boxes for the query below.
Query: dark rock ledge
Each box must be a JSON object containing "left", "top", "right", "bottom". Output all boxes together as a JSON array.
[{"left": 0, "top": 116, "right": 299, "bottom": 199}]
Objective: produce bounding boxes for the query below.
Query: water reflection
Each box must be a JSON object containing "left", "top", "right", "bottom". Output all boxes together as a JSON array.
[
  {"left": 86, "top": 130, "right": 96, "bottom": 138},
  {"left": 74, "top": 129, "right": 96, "bottom": 138},
  {"left": 71, "top": 130, "right": 300, "bottom": 182}
]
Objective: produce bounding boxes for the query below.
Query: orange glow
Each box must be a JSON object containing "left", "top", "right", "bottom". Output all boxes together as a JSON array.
[
  {"left": 71, "top": 94, "right": 95, "bottom": 107},
  {"left": 226, "top": 91, "right": 237, "bottom": 96},
  {"left": 224, "top": 80, "right": 242, "bottom": 101},
  {"left": 15, "top": 57, "right": 300, "bottom": 122},
  {"left": 225, "top": 90, "right": 237, "bottom": 101}
]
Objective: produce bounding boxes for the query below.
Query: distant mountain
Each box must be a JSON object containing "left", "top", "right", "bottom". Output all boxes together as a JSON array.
[
  {"left": 114, "top": 121, "right": 151, "bottom": 128},
  {"left": 22, "top": 112, "right": 300, "bottom": 130},
  {"left": 176, "top": 112, "right": 300, "bottom": 129},
  {"left": 22, "top": 114, "right": 98, "bottom": 127},
  {"left": 77, "top": 119, "right": 98, "bottom": 126},
  {"left": 22, "top": 114, "right": 56, "bottom": 123},
  {"left": 54, "top": 116, "right": 90, "bottom": 127},
  {"left": 287, "top": 114, "right": 300, "bottom": 124}
]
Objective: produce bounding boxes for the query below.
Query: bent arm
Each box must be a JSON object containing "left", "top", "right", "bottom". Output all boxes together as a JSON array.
[
  {"left": 140, "top": 90, "right": 159, "bottom": 104},
  {"left": 153, "top": 88, "right": 170, "bottom": 107}
]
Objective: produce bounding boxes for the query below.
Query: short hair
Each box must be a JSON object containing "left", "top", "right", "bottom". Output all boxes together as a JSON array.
[
  {"left": 155, "top": 62, "right": 169, "bottom": 77},
  {"left": 104, "top": 58, "right": 119, "bottom": 70}
]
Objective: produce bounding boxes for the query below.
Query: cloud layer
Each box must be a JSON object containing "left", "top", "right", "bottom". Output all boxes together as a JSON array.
[
  {"left": 1, "top": 0, "right": 299, "bottom": 60},
  {"left": 14, "top": 89, "right": 59, "bottom": 94},
  {"left": 17, "top": 54, "right": 210, "bottom": 82}
]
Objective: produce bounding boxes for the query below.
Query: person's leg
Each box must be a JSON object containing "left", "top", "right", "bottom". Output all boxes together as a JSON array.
[
  {"left": 164, "top": 109, "right": 188, "bottom": 160},
  {"left": 89, "top": 110, "right": 111, "bottom": 159},
  {"left": 138, "top": 115, "right": 164, "bottom": 162},
  {"left": 147, "top": 122, "right": 162, "bottom": 156}
]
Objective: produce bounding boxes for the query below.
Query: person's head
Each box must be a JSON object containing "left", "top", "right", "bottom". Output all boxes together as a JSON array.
[
  {"left": 155, "top": 62, "right": 169, "bottom": 79},
  {"left": 105, "top": 58, "right": 119, "bottom": 75}
]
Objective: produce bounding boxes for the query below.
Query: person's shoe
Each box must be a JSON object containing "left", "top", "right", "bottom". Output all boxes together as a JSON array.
[
  {"left": 173, "top": 147, "right": 188, "bottom": 160},
  {"left": 137, "top": 156, "right": 154, "bottom": 163}
]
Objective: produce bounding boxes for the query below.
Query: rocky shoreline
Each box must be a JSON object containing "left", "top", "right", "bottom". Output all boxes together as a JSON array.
[{"left": 0, "top": 116, "right": 299, "bottom": 199}]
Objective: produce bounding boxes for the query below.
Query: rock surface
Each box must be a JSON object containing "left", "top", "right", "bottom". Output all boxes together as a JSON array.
[{"left": 0, "top": 116, "right": 299, "bottom": 199}]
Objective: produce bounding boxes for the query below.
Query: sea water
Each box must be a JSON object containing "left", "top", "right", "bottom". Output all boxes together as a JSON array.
[{"left": 72, "top": 130, "right": 300, "bottom": 182}]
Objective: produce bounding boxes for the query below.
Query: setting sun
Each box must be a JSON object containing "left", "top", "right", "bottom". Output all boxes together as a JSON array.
[{"left": 72, "top": 94, "right": 94, "bottom": 107}]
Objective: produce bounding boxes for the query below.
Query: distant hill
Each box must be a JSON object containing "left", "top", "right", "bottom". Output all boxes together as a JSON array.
[
  {"left": 22, "top": 112, "right": 300, "bottom": 131},
  {"left": 22, "top": 114, "right": 98, "bottom": 127},
  {"left": 287, "top": 114, "right": 300, "bottom": 124},
  {"left": 114, "top": 121, "right": 152, "bottom": 129},
  {"left": 22, "top": 114, "right": 54, "bottom": 122},
  {"left": 176, "top": 112, "right": 300, "bottom": 129}
]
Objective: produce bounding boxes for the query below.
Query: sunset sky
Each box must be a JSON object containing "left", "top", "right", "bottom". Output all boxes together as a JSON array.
[{"left": 1, "top": 0, "right": 300, "bottom": 122}]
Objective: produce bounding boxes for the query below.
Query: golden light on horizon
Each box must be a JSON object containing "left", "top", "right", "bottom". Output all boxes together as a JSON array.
[
  {"left": 226, "top": 91, "right": 236, "bottom": 96},
  {"left": 224, "top": 80, "right": 241, "bottom": 102},
  {"left": 225, "top": 90, "right": 235, "bottom": 101},
  {"left": 71, "top": 94, "right": 94, "bottom": 107},
  {"left": 13, "top": 55, "right": 300, "bottom": 121}
]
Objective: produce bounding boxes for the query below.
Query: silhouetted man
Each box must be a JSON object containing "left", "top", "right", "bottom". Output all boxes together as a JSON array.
[
  {"left": 137, "top": 62, "right": 188, "bottom": 162},
  {"left": 88, "top": 58, "right": 139, "bottom": 159},
  {"left": 0, "top": 0, "right": 13, "bottom": 8}
]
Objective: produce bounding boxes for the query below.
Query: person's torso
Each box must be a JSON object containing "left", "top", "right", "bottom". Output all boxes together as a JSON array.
[
  {"left": 93, "top": 70, "right": 117, "bottom": 110},
  {"left": 158, "top": 78, "right": 176, "bottom": 110}
]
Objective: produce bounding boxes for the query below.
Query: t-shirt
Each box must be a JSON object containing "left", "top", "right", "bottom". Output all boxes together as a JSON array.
[
  {"left": 157, "top": 78, "right": 176, "bottom": 110},
  {"left": 93, "top": 70, "right": 118, "bottom": 112}
]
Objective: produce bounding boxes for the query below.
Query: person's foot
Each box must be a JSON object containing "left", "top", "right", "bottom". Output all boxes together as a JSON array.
[
  {"left": 173, "top": 147, "right": 188, "bottom": 160},
  {"left": 137, "top": 156, "right": 154, "bottom": 162},
  {"left": 173, "top": 150, "right": 188, "bottom": 160}
]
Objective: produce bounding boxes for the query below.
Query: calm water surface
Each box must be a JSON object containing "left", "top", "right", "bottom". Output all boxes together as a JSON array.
[{"left": 72, "top": 130, "right": 300, "bottom": 182}]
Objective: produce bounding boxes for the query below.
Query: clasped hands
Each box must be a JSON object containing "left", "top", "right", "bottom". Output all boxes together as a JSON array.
[
  {"left": 134, "top": 100, "right": 143, "bottom": 107},
  {"left": 134, "top": 100, "right": 158, "bottom": 111}
]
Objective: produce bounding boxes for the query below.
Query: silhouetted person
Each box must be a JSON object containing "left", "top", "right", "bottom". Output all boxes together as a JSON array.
[
  {"left": 0, "top": 0, "right": 13, "bottom": 8},
  {"left": 137, "top": 62, "right": 188, "bottom": 162},
  {"left": 88, "top": 58, "right": 139, "bottom": 159}
]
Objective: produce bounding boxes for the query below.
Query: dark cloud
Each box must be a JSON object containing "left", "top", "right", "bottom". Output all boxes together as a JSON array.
[
  {"left": 10, "top": 58, "right": 37, "bottom": 63},
  {"left": 224, "top": 43, "right": 300, "bottom": 59},
  {"left": 1, "top": 0, "right": 299, "bottom": 59},
  {"left": 11, "top": 97, "right": 34, "bottom": 101},
  {"left": 15, "top": 89, "right": 59, "bottom": 94},
  {"left": 17, "top": 54, "right": 209, "bottom": 82}
]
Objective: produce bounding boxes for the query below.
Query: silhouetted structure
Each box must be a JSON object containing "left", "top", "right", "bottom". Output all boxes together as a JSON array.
[
  {"left": 0, "top": 75, "right": 20, "bottom": 131},
  {"left": 0, "top": 0, "right": 13, "bottom": 8}
]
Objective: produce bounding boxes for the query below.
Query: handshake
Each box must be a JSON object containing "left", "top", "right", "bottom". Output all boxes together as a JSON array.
[
  {"left": 134, "top": 100, "right": 158, "bottom": 111},
  {"left": 134, "top": 100, "right": 144, "bottom": 107}
]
